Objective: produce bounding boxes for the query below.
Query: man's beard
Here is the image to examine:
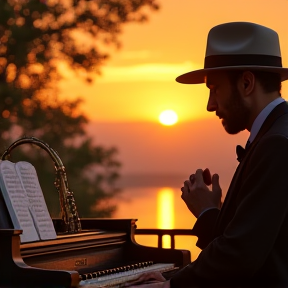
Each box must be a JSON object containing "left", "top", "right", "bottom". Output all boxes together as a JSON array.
[{"left": 220, "top": 87, "right": 250, "bottom": 135}]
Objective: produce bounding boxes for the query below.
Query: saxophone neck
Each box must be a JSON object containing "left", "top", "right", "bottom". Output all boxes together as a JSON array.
[{"left": 1, "top": 137, "right": 82, "bottom": 233}]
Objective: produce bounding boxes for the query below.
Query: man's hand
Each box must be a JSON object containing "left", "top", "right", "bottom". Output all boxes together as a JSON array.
[
  {"left": 181, "top": 168, "right": 222, "bottom": 218},
  {"left": 122, "top": 271, "right": 170, "bottom": 288}
]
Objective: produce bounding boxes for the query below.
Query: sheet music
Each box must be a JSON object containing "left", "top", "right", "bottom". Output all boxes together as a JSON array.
[
  {"left": 0, "top": 160, "right": 57, "bottom": 242},
  {"left": 15, "top": 161, "right": 57, "bottom": 240},
  {"left": 0, "top": 160, "right": 39, "bottom": 242}
]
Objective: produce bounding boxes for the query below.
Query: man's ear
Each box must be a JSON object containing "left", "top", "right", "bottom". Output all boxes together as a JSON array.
[{"left": 241, "top": 71, "right": 255, "bottom": 94}]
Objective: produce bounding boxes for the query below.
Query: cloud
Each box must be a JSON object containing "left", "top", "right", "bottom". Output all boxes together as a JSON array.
[
  {"left": 118, "top": 50, "right": 154, "bottom": 60},
  {"left": 97, "top": 62, "right": 197, "bottom": 83}
]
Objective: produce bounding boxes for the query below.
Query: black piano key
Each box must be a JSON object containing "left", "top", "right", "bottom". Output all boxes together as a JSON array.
[{"left": 87, "top": 273, "right": 93, "bottom": 279}]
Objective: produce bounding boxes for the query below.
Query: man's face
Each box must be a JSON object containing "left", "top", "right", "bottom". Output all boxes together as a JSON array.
[{"left": 206, "top": 71, "right": 250, "bottom": 134}]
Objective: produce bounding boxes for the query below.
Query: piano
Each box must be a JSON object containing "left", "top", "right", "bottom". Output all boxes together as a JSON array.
[
  {"left": 0, "top": 217, "right": 190, "bottom": 287},
  {"left": 0, "top": 137, "right": 191, "bottom": 287}
]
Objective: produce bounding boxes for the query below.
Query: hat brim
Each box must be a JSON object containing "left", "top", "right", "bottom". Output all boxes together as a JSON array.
[{"left": 176, "top": 66, "right": 288, "bottom": 84}]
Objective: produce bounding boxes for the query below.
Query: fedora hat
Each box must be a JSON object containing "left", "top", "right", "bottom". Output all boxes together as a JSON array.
[{"left": 176, "top": 22, "right": 288, "bottom": 84}]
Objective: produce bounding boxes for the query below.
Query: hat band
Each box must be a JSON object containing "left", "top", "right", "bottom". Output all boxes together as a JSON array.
[{"left": 204, "top": 54, "right": 282, "bottom": 69}]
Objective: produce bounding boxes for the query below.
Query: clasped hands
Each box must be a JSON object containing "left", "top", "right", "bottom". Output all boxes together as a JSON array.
[
  {"left": 120, "top": 168, "right": 222, "bottom": 288},
  {"left": 181, "top": 168, "right": 222, "bottom": 218}
]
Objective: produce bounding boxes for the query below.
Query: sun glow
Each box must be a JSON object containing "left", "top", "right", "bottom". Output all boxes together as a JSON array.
[{"left": 159, "top": 110, "right": 178, "bottom": 126}]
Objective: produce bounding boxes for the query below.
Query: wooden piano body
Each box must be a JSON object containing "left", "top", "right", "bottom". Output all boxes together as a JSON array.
[
  {"left": 0, "top": 137, "right": 191, "bottom": 287},
  {"left": 0, "top": 212, "right": 191, "bottom": 287}
]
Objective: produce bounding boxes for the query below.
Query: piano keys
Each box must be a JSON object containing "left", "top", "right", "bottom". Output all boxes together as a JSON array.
[
  {"left": 78, "top": 262, "right": 175, "bottom": 287},
  {"left": 0, "top": 218, "right": 191, "bottom": 287}
]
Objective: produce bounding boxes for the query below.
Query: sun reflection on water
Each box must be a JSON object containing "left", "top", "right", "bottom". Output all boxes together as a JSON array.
[
  {"left": 157, "top": 187, "right": 174, "bottom": 248},
  {"left": 114, "top": 185, "right": 201, "bottom": 261}
]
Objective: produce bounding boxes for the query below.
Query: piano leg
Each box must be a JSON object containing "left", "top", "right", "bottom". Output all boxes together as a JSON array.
[{"left": 0, "top": 229, "right": 79, "bottom": 288}]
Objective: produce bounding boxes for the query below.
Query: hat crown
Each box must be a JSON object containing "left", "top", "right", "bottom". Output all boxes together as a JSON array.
[
  {"left": 206, "top": 22, "right": 281, "bottom": 57},
  {"left": 176, "top": 22, "right": 288, "bottom": 84}
]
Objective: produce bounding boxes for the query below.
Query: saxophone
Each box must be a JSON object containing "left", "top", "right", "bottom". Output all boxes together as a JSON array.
[{"left": 1, "top": 137, "right": 82, "bottom": 233}]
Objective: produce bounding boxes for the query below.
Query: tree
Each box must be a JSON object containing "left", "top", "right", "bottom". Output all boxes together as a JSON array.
[{"left": 0, "top": 0, "right": 159, "bottom": 218}]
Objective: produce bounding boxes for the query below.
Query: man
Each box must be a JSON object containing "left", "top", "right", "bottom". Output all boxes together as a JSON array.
[
  {"left": 127, "top": 22, "right": 288, "bottom": 287},
  {"left": 171, "top": 22, "right": 288, "bottom": 288}
]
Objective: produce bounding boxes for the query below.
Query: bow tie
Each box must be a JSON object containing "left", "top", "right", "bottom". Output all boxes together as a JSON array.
[
  {"left": 236, "top": 140, "right": 251, "bottom": 162},
  {"left": 236, "top": 145, "right": 246, "bottom": 162}
]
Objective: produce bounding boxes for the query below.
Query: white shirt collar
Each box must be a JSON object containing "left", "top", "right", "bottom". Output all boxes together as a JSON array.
[{"left": 249, "top": 97, "right": 285, "bottom": 143}]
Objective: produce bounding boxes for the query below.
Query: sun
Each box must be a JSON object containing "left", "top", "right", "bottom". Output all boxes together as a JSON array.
[{"left": 159, "top": 110, "right": 178, "bottom": 126}]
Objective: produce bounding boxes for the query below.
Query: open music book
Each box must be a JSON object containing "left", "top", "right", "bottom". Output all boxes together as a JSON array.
[{"left": 0, "top": 160, "right": 57, "bottom": 243}]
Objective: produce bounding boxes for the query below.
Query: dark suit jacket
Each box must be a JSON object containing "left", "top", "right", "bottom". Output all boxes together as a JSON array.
[{"left": 170, "top": 101, "right": 288, "bottom": 287}]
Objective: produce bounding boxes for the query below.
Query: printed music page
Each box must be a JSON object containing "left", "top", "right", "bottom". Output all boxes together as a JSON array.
[
  {"left": 0, "top": 160, "right": 39, "bottom": 243},
  {"left": 15, "top": 161, "right": 57, "bottom": 240}
]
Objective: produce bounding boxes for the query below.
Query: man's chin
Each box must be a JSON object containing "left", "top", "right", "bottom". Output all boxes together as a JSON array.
[{"left": 222, "top": 121, "right": 243, "bottom": 135}]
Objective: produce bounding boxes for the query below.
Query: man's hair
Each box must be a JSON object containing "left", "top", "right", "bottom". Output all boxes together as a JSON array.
[{"left": 227, "top": 70, "right": 282, "bottom": 95}]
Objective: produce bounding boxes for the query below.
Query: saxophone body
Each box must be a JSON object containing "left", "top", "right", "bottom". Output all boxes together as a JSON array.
[{"left": 1, "top": 137, "right": 82, "bottom": 233}]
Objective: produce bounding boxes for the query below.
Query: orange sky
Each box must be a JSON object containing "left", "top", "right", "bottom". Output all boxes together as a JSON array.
[
  {"left": 59, "top": 0, "right": 288, "bottom": 187},
  {"left": 57, "top": 2, "right": 288, "bottom": 254},
  {"left": 59, "top": 0, "right": 288, "bottom": 123}
]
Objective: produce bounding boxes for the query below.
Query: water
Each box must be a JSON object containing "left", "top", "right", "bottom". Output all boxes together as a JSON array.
[{"left": 113, "top": 185, "right": 202, "bottom": 261}]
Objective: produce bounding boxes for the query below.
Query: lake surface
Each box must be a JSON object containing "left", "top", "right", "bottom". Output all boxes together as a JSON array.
[{"left": 113, "top": 184, "right": 202, "bottom": 261}]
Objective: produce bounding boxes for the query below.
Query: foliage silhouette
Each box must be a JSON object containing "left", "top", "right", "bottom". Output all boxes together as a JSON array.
[{"left": 0, "top": 0, "right": 159, "bottom": 217}]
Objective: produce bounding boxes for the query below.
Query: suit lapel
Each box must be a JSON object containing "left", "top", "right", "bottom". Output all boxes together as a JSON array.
[
  {"left": 215, "top": 101, "right": 288, "bottom": 233},
  {"left": 245, "top": 101, "right": 288, "bottom": 156}
]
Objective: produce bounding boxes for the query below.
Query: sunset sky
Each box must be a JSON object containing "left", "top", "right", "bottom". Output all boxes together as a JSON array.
[{"left": 59, "top": 0, "right": 288, "bottom": 190}]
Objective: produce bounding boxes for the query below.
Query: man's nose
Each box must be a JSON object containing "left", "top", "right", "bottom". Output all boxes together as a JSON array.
[{"left": 207, "top": 92, "right": 217, "bottom": 112}]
